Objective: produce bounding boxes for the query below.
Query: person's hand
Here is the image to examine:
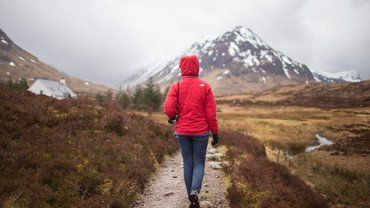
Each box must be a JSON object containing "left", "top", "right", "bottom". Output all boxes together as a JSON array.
[
  {"left": 168, "top": 117, "right": 176, "bottom": 124},
  {"left": 211, "top": 134, "right": 219, "bottom": 146}
]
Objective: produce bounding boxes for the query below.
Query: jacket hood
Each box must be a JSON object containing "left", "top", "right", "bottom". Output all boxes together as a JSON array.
[{"left": 179, "top": 54, "right": 199, "bottom": 77}]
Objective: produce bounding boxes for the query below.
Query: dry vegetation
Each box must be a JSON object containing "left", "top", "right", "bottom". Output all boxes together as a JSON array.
[
  {"left": 1, "top": 79, "right": 369, "bottom": 208},
  {"left": 219, "top": 131, "right": 327, "bottom": 208},
  {"left": 146, "top": 112, "right": 329, "bottom": 207},
  {"left": 0, "top": 87, "right": 178, "bottom": 207},
  {"left": 217, "top": 104, "right": 370, "bottom": 207},
  {"left": 217, "top": 80, "right": 370, "bottom": 108}
]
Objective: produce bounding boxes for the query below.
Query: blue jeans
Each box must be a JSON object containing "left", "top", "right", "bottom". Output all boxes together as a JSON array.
[{"left": 176, "top": 133, "right": 209, "bottom": 198}]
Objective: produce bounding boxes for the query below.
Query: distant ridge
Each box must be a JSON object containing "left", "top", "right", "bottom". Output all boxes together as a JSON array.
[
  {"left": 311, "top": 70, "right": 361, "bottom": 83},
  {"left": 0, "top": 28, "right": 113, "bottom": 95}
]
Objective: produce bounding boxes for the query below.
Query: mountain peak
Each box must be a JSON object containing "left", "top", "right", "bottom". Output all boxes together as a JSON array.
[
  {"left": 122, "top": 26, "right": 361, "bottom": 95},
  {"left": 123, "top": 26, "right": 315, "bottom": 95},
  {"left": 232, "top": 25, "right": 252, "bottom": 33}
]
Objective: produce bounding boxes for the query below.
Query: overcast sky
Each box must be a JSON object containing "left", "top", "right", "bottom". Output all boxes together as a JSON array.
[{"left": 0, "top": 0, "right": 369, "bottom": 87}]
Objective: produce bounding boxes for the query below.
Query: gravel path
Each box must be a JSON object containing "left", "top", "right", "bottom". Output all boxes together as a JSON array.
[{"left": 134, "top": 143, "right": 230, "bottom": 208}]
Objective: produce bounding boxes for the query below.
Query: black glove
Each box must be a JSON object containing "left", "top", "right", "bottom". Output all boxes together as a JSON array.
[
  {"left": 168, "top": 116, "right": 178, "bottom": 125},
  {"left": 211, "top": 134, "right": 219, "bottom": 146},
  {"left": 168, "top": 117, "right": 176, "bottom": 124}
]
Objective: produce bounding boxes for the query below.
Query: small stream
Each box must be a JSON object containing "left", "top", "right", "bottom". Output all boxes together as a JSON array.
[
  {"left": 305, "top": 134, "right": 333, "bottom": 152},
  {"left": 284, "top": 134, "right": 334, "bottom": 160}
]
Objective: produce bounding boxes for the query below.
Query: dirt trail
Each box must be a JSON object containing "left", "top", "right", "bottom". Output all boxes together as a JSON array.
[{"left": 134, "top": 143, "right": 230, "bottom": 208}]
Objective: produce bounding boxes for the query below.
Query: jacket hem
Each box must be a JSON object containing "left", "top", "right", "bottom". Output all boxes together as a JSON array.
[{"left": 175, "top": 130, "right": 211, "bottom": 136}]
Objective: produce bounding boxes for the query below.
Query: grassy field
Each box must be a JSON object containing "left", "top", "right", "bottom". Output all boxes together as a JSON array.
[
  {"left": 217, "top": 104, "right": 370, "bottom": 207},
  {"left": 143, "top": 112, "right": 328, "bottom": 207},
  {"left": 141, "top": 104, "right": 370, "bottom": 207}
]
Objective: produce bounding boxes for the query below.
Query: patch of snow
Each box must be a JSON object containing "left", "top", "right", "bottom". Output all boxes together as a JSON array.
[
  {"left": 283, "top": 66, "right": 290, "bottom": 79},
  {"left": 30, "top": 59, "right": 36, "bottom": 63},
  {"left": 216, "top": 76, "right": 223, "bottom": 81},
  {"left": 9, "top": 62, "right": 16, "bottom": 66},
  {"left": 6, "top": 72, "right": 10, "bottom": 75},
  {"left": 85, "top": 81, "right": 90, "bottom": 86},
  {"left": 294, "top": 69, "right": 300, "bottom": 74},
  {"left": 265, "top": 54, "right": 273, "bottom": 62},
  {"left": 223, "top": 70, "right": 229, "bottom": 75},
  {"left": 228, "top": 42, "right": 239, "bottom": 57},
  {"left": 233, "top": 26, "right": 267, "bottom": 48},
  {"left": 242, "top": 53, "right": 260, "bottom": 69},
  {"left": 313, "top": 75, "right": 322, "bottom": 82},
  {"left": 18, "top": 56, "right": 25, "bottom": 61},
  {"left": 282, "top": 56, "right": 292, "bottom": 65},
  {"left": 311, "top": 70, "right": 361, "bottom": 83},
  {"left": 1, "top": 40, "right": 8, "bottom": 44}
]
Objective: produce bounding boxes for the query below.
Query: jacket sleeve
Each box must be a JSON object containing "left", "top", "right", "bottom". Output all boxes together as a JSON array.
[
  {"left": 205, "top": 85, "right": 218, "bottom": 134},
  {"left": 163, "top": 83, "right": 178, "bottom": 118}
]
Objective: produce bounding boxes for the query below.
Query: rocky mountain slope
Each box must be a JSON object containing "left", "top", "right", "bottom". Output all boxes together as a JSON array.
[
  {"left": 122, "top": 26, "right": 361, "bottom": 96},
  {"left": 0, "top": 28, "right": 112, "bottom": 95}
]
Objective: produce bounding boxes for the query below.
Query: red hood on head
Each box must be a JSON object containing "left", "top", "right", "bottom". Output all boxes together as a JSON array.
[{"left": 179, "top": 54, "right": 199, "bottom": 77}]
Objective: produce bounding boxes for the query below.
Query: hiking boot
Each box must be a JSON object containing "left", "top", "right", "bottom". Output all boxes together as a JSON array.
[{"left": 189, "top": 190, "right": 200, "bottom": 208}]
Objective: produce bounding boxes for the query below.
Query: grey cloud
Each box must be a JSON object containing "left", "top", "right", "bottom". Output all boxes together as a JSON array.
[{"left": 0, "top": 0, "right": 369, "bottom": 87}]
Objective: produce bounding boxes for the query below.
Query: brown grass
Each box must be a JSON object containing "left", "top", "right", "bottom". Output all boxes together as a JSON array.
[
  {"left": 217, "top": 104, "right": 370, "bottom": 207},
  {"left": 219, "top": 131, "right": 327, "bottom": 208},
  {"left": 217, "top": 80, "right": 370, "bottom": 108},
  {"left": 0, "top": 87, "right": 178, "bottom": 207}
]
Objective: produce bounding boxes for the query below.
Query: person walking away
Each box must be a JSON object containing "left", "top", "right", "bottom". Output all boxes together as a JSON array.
[{"left": 163, "top": 54, "right": 219, "bottom": 208}]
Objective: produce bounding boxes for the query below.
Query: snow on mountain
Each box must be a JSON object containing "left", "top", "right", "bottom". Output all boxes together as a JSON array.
[
  {"left": 311, "top": 70, "right": 361, "bottom": 83},
  {"left": 122, "top": 26, "right": 361, "bottom": 95}
]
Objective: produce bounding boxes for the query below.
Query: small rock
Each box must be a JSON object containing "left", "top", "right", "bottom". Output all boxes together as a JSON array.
[
  {"left": 206, "top": 153, "right": 223, "bottom": 160},
  {"left": 210, "top": 162, "right": 222, "bottom": 170},
  {"left": 207, "top": 148, "right": 218, "bottom": 154},
  {"left": 163, "top": 192, "right": 174, "bottom": 197},
  {"left": 173, "top": 176, "right": 178, "bottom": 178},
  {"left": 200, "top": 200, "right": 213, "bottom": 208}
]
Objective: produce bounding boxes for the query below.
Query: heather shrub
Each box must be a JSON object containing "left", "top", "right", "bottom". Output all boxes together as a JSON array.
[
  {"left": 0, "top": 87, "right": 178, "bottom": 207},
  {"left": 220, "top": 131, "right": 327, "bottom": 208}
]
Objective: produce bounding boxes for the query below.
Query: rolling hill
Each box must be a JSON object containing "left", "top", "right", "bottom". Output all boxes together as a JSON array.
[
  {"left": 0, "top": 28, "right": 113, "bottom": 95},
  {"left": 217, "top": 80, "right": 370, "bottom": 108}
]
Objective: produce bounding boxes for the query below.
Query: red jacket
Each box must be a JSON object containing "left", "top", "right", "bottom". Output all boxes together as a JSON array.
[{"left": 163, "top": 55, "right": 218, "bottom": 135}]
